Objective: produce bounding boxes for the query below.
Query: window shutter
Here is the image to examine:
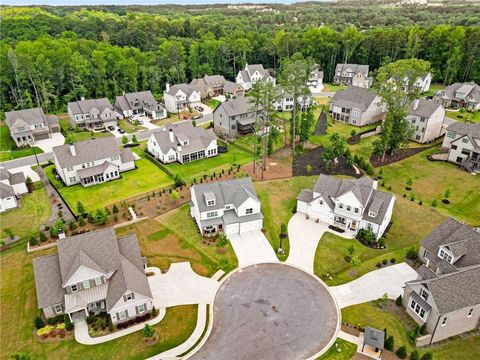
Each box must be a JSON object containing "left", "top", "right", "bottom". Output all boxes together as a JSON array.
[
  {"left": 131, "top": 293, "right": 135, "bottom": 300},
  {"left": 125, "top": 309, "right": 128, "bottom": 318},
  {"left": 116, "top": 312, "right": 119, "bottom": 320},
  {"left": 123, "top": 295, "right": 127, "bottom": 302},
  {"left": 135, "top": 306, "right": 139, "bottom": 315}
]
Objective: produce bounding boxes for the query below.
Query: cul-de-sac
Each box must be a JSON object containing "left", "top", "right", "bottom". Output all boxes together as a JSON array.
[{"left": 0, "top": 2, "right": 479, "bottom": 360}]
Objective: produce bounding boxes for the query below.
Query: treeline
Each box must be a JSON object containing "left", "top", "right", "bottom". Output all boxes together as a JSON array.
[{"left": 0, "top": 5, "right": 479, "bottom": 113}]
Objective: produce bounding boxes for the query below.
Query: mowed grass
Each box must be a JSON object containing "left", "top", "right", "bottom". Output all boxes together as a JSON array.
[
  {"left": 45, "top": 159, "right": 173, "bottom": 214},
  {"left": 116, "top": 205, "right": 238, "bottom": 276},
  {"left": 0, "top": 185, "right": 51, "bottom": 239},
  {"left": 118, "top": 119, "right": 147, "bottom": 134},
  {"left": 322, "top": 83, "right": 347, "bottom": 92},
  {"left": 445, "top": 110, "right": 480, "bottom": 123},
  {"left": 0, "top": 125, "right": 44, "bottom": 162},
  {"left": 342, "top": 302, "right": 480, "bottom": 360},
  {"left": 59, "top": 118, "right": 113, "bottom": 143},
  {"left": 0, "top": 247, "right": 198, "bottom": 359},
  {"left": 317, "top": 338, "right": 357, "bottom": 360}
]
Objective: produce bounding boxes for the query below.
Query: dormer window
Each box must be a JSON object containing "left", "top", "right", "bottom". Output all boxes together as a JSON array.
[
  {"left": 83, "top": 280, "right": 91, "bottom": 289},
  {"left": 70, "top": 284, "right": 78, "bottom": 292},
  {"left": 207, "top": 200, "right": 215, "bottom": 206},
  {"left": 420, "top": 288, "right": 429, "bottom": 301},
  {"left": 125, "top": 293, "right": 134, "bottom": 301},
  {"left": 339, "top": 203, "right": 344, "bottom": 209},
  {"left": 183, "top": 141, "right": 188, "bottom": 145},
  {"left": 368, "top": 211, "right": 377, "bottom": 218},
  {"left": 438, "top": 248, "right": 453, "bottom": 263},
  {"left": 205, "top": 192, "right": 216, "bottom": 206}
]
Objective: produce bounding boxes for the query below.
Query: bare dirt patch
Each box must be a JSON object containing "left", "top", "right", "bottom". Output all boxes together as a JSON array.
[
  {"left": 244, "top": 148, "right": 293, "bottom": 180},
  {"left": 370, "top": 146, "right": 432, "bottom": 167}
]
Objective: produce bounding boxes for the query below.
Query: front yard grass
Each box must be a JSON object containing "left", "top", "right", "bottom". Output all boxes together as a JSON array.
[
  {"left": 118, "top": 119, "right": 147, "bottom": 134},
  {"left": 116, "top": 205, "right": 238, "bottom": 276},
  {"left": 317, "top": 338, "right": 357, "bottom": 360},
  {"left": 59, "top": 118, "right": 113, "bottom": 143},
  {"left": 445, "top": 110, "right": 480, "bottom": 123},
  {"left": 0, "top": 185, "right": 51, "bottom": 239},
  {"left": 44, "top": 159, "right": 173, "bottom": 214},
  {"left": 342, "top": 302, "right": 480, "bottom": 360},
  {"left": 204, "top": 98, "right": 221, "bottom": 110},
  {"left": 0, "top": 125, "right": 44, "bottom": 162},
  {"left": 323, "top": 83, "right": 347, "bottom": 93},
  {"left": 0, "top": 247, "right": 198, "bottom": 359}
]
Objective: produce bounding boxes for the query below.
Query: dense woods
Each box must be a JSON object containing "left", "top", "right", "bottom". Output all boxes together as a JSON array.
[{"left": 1, "top": 3, "right": 479, "bottom": 113}]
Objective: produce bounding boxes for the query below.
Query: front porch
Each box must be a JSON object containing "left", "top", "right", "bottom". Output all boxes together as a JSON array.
[{"left": 333, "top": 215, "right": 360, "bottom": 233}]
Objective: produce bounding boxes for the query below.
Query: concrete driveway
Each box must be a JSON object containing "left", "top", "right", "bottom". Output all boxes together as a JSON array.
[
  {"left": 227, "top": 230, "right": 278, "bottom": 268},
  {"left": 286, "top": 213, "right": 354, "bottom": 273},
  {"left": 35, "top": 133, "right": 65, "bottom": 152},
  {"left": 147, "top": 263, "right": 220, "bottom": 308},
  {"left": 330, "top": 263, "right": 418, "bottom": 308}
]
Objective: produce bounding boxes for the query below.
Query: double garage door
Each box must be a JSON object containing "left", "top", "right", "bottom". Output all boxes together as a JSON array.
[{"left": 225, "top": 219, "right": 262, "bottom": 235}]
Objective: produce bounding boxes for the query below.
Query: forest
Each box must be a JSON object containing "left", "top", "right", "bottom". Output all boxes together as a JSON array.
[{"left": 0, "top": 2, "right": 479, "bottom": 114}]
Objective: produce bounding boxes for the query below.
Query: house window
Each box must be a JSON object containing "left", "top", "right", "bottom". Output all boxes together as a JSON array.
[
  {"left": 420, "top": 289, "right": 429, "bottom": 301},
  {"left": 346, "top": 205, "right": 351, "bottom": 211},
  {"left": 54, "top": 304, "right": 63, "bottom": 314},
  {"left": 441, "top": 317, "right": 447, "bottom": 326},
  {"left": 246, "top": 208, "right": 253, "bottom": 214},
  {"left": 366, "top": 223, "right": 373, "bottom": 230},
  {"left": 207, "top": 200, "right": 215, "bottom": 206},
  {"left": 137, "top": 304, "right": 146, "bottom": 314},
  {"left": 126, "top": 293, "right": 134, "bottom": 301},
  {"left": 462, "top": 138, "right": 468, "bottom": 143},
  {"left": 451, "top": 145, "right": 457, "bottom": 150},
  {"left": 83, "top": 280, "right": 91, "bottom": 289},
  {"left": 447, "top": 132, "right": 456, "bottom": 138},
  {"left": 423, "top": 249, "right": 430, "bottom": 258},
  {"left": 438, "top": 248, "right": 453, "bottom": 263},
  {"left": 368, "top": 211, "right": 377, "bottom": 218},
  {"left": 319, "top": 200, "right": 323, "bottom": 205},
  {"left": 118, "top": 310, "right": 127, "bottom": 320},
  {"left": 409, "top": 299, "right": 427, "bottom": 320},
  {"left": 339, "top": 203, "right": 344, "bottom": 209},
  {"left": 354, "top": 208, "right": 359, "bottom": 214},
  {"left": 468, "top": 308, "right": 474, "bottom": 318},
  {"left": 95, "top": 277, "right": 102, "bottom": 286},
  {"left": 206, "top": 211, "right": 218, "bottom": 218},
  {"left": 70, "top": 284, "right": 78, "bottom": 292}
]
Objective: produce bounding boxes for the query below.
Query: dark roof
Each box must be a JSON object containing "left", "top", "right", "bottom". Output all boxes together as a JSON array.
[
  {"left": 335, "top": 63, "right": 369, "bottom": 76},
  {"left": 438, "top": 82, "right": 480, "bottom": 103},
  {"left": 408, "top": 99, "right": 443, "bottom": 118},
  {"left": 0, "top": 182, "right": 16, "bottom": 198},
  {"left": 5, "top": 107, "right": 48, "bottom": 128},
  {"left": 152, "top": 122, "right": 216, "bottom": 155},
  {"left": 115, "top": 91, "right": 162, "bottom": 113},
  {"left": 330, "top": 86, "right": 378, "bottom": 111},
  {"left": 68, "top": 98, "right": 113, "bottom": 115},
  {"left": 363, "top": 327, "right": 385, "bottom": 350},
  {"left": 33, "top": 254, "right": 65, "bottom": 309},
  {"left": 215, "top": 97, "right": 262, "bottom": 117}
]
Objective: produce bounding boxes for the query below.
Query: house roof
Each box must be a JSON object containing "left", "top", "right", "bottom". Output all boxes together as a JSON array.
[
  {"left": 224, "top": 81, "right": 243, "bottom": 94},
  {"left": 34, "top": 228, "right": 152, "bottom": 311},
  {"left": 215, "top": 97, "right": 262, "bottom": 117},
  {"left": 439, "top": 82, "right": 480, "bottom": 103},
  {"left": 446, "top": 122, "right": 480, "bottom": 141},
  {"left": 330, "top": 86, "right": 378, "bottom": 111},
  {"left": 115, "top": 91, "right": 162, "bottom": 113},
  {"left": 76, "top": 161, "right": 112, "bottom": 179},
  {"left": 0, "top": 168, "right": 26, "bottom": 185},
  {"left": 190, "top": 75, "right": 226, "bottom": 92},
  {"left": 192, "top": 177, "right": 259, "bottom": 213},
  {"left": 335, "top": 63, "right": 369, "bottom": 76},
  {"left": 0, "top": 182, "right": 16, "bottom": 199},
  {"left": 363, "top": 327, "right": 385, "bottom": 350},
  {"left": 68, "top": 98, "right": 114, "bottom": 115},
  {"left": 53, "top": 137, "right": 129, "bottom": 168},
  {"left": 408, "top": 99, "right": 443, "bottom": 118},
  {"left": 5, "top": 107, "right": 49, "bottom": 128},
  {"left": 152, "top": 122, "right": 216, "bottom": 155},
  {"left": 166, "top": 83, "right": 198, "bottom": 97},
  {"left": 246, "top": 64, "right": 271, "bottom": 79}
]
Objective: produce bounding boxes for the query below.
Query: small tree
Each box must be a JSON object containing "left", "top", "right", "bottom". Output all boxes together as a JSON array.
[
  {"left": 395, "top": 295, "right": 403, "bottom": 306},
  {"left": 35, "top": 316, "right": 45, "bottom": 329},
  {"left": 305, "top": 164, "right": 312, "bottom": 175},
  {"left": 350, "top": 256, "right": 361, "bottom": 268},
  {"left": 420, "top": 352, "right": 433, "bottom": 360},
  {"left": 64, "top": 314, "right": 73, "bottom": 331},
  {"left": 406, "top": 178, "right": 413, "bottom": 187},
  {"left": 29, "top": 235, "right": 39, "bottom": 246},
  {"left": 410, "top": 350, "right": 419, "bottom": 360},
  {"left": 192, "top": 120, "right": 197, "bottom": 127},
  {"left": 384, "top": 335, "right": 394, "bottom": 351},
  {"left": 25, "top": 176, "right": 33, "bottom": 193},
  {"left": 112, "top": 204, "right": 119, "bottom": 214},
  {"left": 132, "top": 134, "right": 138, "bottom": 144},
  {"left": 170, "top": 190, "right": 180, "bottom": 203},
  {"left": 122, "top": 135, "right": 128, "bottom": 145},
  {"left": 419, "top": 323, "right": 427, "bottom": 335},
  {"left": 93, "top": 209, "right": 109, "bottom": 225},
  {"left": 143, "top": 324, "right": 155, "bottom": 338},
  {"left": 406, "top": 247, "right": 418, "bottom": 261},
  {"left": 396, "top": 346, "right": 407, "bottom": 359},
  {"left": 50, "top": 220, "right": 66, "bottom": 238},
  {"left": 444, "top": 189, "right": 451, "bottom": 199},
  {"left": 76, "top": 201, "right": 86, "bottom": 215},
  {"left": 350, "top": 129, "right": 357, "bottom": 137},
  {"left": 347, "top": 244, "right": 355, "bottom": 256},
  {"left": 151, "top": 306, "right": 158, "bottom": 317},
  {"left": 39, "top": 231, "right": 47, "bottom": 242},
  {"left": 431, "top": 199, "right": 438, "bottom": 207}
]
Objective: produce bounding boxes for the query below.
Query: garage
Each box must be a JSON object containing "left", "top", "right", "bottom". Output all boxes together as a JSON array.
[
  {"left": 239, "top": 219, "right": 262, "bottom": 233},
  {"left": 225, "top": 222, "right": 239, "bottom": 235},
  {"left": 34, "top": 133, "right": 50, "bottom": 140}
]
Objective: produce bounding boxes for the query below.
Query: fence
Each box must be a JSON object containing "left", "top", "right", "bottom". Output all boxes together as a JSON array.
[
  {"left": 220, "top": 139, "right": 255, "bottom": 156},
  {"left": 144, "top": 151, "right": 175, "bottom": 177}
]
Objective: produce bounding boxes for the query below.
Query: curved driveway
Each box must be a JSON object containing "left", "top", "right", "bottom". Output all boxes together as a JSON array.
[{"left": 189, "top": 263, "right": 339, "bottom": 360}]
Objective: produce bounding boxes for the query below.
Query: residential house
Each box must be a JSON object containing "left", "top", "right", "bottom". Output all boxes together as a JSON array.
[
  {"left": 434, "top": 82, "right": 480, "bottom": 111},
  {"left": 190, "top": 177, "right": 263, "bottom": 235},
  {"left": 147, "top": 122, "right": 218, "bottom": 164},
  {"left": 402, "top": 218, "right": 480, "bottom": 345},
  {"left": 53, "top": 137, "right": 136, "bottom": 187},
  {"left": 236, "top": 63, "right": 275, "bottom": 91},
  {"left": 296, "top": 175, "right": 395, "bottom": 239},
  {"left": 5, "top": 108, "right": 60, "bottom": 147},
  {"left": 442, "top": 122, "right": 480, "bottom": 173},
  {"left": 33, "top": 228, "right": 153, "bottom": 324},
  {"left": 67, "top": 97, "right": 118, "bottom": 130},
  {"left": 213, "top": 97, "right": 263, "bottom": 139},
  {"left": 333, "top": 64, "right": 372, "bottom": 88},
  {"left": 0, "top": 183, "right": 18, "bottom": 213},
  {"left": 329, "top": 86, "right": 387, "bottom": 127},
  {"left": 407, "top": 99, "right": 445, "bottom": 143},
  {"left": 114, "top": 91, "right": 166, "bottom": 120},
  {"left": 409, "top": 73, "right": 432, "bottom": 93},
  {"left": 190, "top": 75, "right": 245, "bottom": 100},
  {"left": 273, "top": 87, "right": 312, "bottom": 112},
  {"left": 308, "top": 66, "right": 324, "bottom": 95},
  {"left": 0, "top": 168, "right": 28, "bottom": 195},
  {"left": 163, "top": 83, "right": 201, "bottom": 114}
]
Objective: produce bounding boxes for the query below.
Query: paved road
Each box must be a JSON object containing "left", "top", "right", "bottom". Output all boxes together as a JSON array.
[{"left": 190, "top": 263, "right": 339, "bottom": 360}]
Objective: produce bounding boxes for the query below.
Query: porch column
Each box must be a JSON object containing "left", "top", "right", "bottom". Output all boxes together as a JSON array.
[
  {"left": 84, "top": 308, "right": 88, "bottom": 316},
  {"left": 68, "top": 312, "right": 72, "bottom": 322}
]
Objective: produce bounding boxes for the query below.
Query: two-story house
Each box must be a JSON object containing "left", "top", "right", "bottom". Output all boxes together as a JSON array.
[
  {"left": 190, "top": 75, "right": 245, "bottom": 100},
  {"left": 406, "top": 99, "right": 445, "bottom": 143},
  {"left": 67, "top": 97, "right": 118, "bottom": 130},
  {"left": 33, "top": 228, "right": 154, "bottom": 324},
  {"left": 308, "top": 66, "right": 324, "bottom": 95},
  {"left": 190, "top": 177, "right": 263, "bottom": 236},
  {"left": 213, "top": 97, "right": 263, "bottom": 139},
  {"left": 296, "top": 175, "right": 395, "bottom": 239},
  {"left": 0, "top": 183, "right": 18, "bottom": 212},
  {"left": 402, "top": 218, "right": 480, "bottom": 345},
  {"left": 442, "top": 122, "right": 480, "bottom": 173},
  {"left": 236, "top": 63, "right": 275, "bottom": 91},
  {"left": 53, "top": 137, "right": 136, "bottom": 187},
  {"left": 147, "top": 122, "right": 218, "bottom": 164},
  {"left": 333, "top": 64, "right": 372, "bottom": 88},
  {"left": 163, "top": 83, "right": 201, "bottom": 114},
  {"left": 433, "top": 82, "right": 480, "bottom": 111},
  {"left": 0, "top": 167, "right": 27, "bottom": 196},
  {"left": 5, "top": 108, "right": 60, "bottom": 147},
  {"left": 273, "top": 87, "right": 312, "bottom": 112},
  {"left": 329, "top": 86, "right": 387, "bottom": 127},
  {"left": 114, "top": 91, "right": 166, "bottom": 120}
]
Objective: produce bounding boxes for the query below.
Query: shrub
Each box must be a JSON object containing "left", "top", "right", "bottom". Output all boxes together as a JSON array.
[
  {"left": 395, "top": 295, "right": 402, "bottom": 306},
  {"left": 376, "top": 262, "right": 382, "bottom": 268},
  {"left": 78, "top": 216, "right": 86, "bottom": 226},
  {"left": 86, "top": 315, "right": 94, "bottom": 325},
  {"left": 390, "top": 257, "right": 396, "bottom": 263},
  {"left": 366, "top": 163, "right": 374, "bottom": 176},
  {"left": 143, "top": 324, "right": 155, "bottom": 338},
  {"left": 382, "top": 259, "right": 388, "bottom": 265},
  {"left": 406, "top": 247, "right": 418, "bottom": 261},
  {"left": 39, "top": 231, "right": 47, "bottom": 242},
  {"left": 47, "top": 317, "right": 57, "bottom": 325},
  {"left": 419, "top": 323, "right": 427, "bottom": 335},
  {"left": 113, "top": 204, "right": 119, "bottom": 214},
  {"left": 431, "top": 199, "right": 438, "bottom": 207},
  {"left": 396, "top": 346, "right": 407, "bottom": 359},
  {"left": 403, "top": 193, "right": 407, "bottom": 198},
  {"left": 50, "top": 219, "right": 66, "bottom": 238},
  {"left": 151, "top": 306, "right": 157, "bottom": 318},
  {"left": 29, "top": 236, "right": 39, "bottom": 247},
  {"left": 35, "top": 316, "right": 45, "bottom": 330},
  {"left": 420, "top": 352, "right": 433, "bottom": 360},
  {"left": 69, "top": 220, "right": 77, "bottom": 231},
  {"left": 64, "top": 314, "right": 73, "bottom": 331},
  {"left": 76, "top": 201, "right": 86, "bottom": 215},
  {"left": 410, "top": 350, "right": 419, "bottom": 360},
  {"left": 384, "top": 335, "right": 394, "bottom": 351},
  {"left": 378, "top": 237, "right": 386, "bottom": 247},
  {"left": 419, "top": 200, "right": 422, "bottom": 206},
  {"left": 356, "top": 228, "right": 376, "bottom": 246}
]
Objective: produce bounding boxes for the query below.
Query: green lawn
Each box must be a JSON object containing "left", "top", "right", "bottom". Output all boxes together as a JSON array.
[
  {"left": 317, "top": 338, "right": 357, "bottom": 360},
  {"left": 45, "top": 159, "right": 172, "bottom": 214},
  {"left": 118, "top": 119, "right": 147, "bottom": 134},
  {"left": 204, "top": 98, "right": 221, "bottom": 110},
  {"left": 323, "top": 83, "right": 347, "bottom": 93},
  {"left": 59, "top": 118, "right": 113, "bottom": 143},
  {"left": 342, "top": 302, "right": 480, "bottom": 360},
  {"left": 163, "top": 146, "right": 252, "bottom": 183},
  {"left": 0, "top": 185, "right": 51, "bottom": 239},
  {"left": 0, "top": 246, "right": 199, "bottom": 359},
  {"left": 424, "top": 82, "right": 445, "bottom": 97},
  {"left": 445, "top": 110, "right": 480, "bottom": 123},
  {"left": 0, "top": 125, "right": 44, "bottom": 162}
]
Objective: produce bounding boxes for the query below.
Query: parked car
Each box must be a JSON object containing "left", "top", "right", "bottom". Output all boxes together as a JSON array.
[
  {"left": 194, "top": 105, "right": 204, "bottom": 112},
  {"left": 107, "top": 126, "right": 115, "bottom": 131},
  {"left": 137, "top": 119, "right": 144, "bottom": 125},
  {"left": 192, "top": 114, "right": 203, "bottom": 120},
  {"left": 117, "top": 127, "right": 126, "bottom": 134}
]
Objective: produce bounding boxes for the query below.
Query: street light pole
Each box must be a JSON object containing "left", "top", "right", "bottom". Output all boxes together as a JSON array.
[{"left": 29, "top": 139, "right": 39, "bottom": 166}]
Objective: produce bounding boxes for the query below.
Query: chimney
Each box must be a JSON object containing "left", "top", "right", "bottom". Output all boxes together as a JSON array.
[
  {"left": 413, "top": 99, "right": 420, "bottom": 110},
  {"left": 80, "top": 96, "right": 85, "bottom": 101},
  {"left": 169, "top": 128, "right": 174, "bottom": 143},
  {"left": 166, "top": 83, "right": 170, "bottom": 93},
  {"left": 70, "top": 144, "right": 76, "bottom": 156},
  {"left": 372, "top": 178, "right": 378, "bottom": 190}
]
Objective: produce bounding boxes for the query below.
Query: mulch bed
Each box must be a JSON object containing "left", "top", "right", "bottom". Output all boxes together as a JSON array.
[
  {"left": 293, "top": 146, "right": 361, "bottom": 178},
  {"left": 370, "top": 146, "right": 432, "bottom": 167},
  {"left": 314, "top": 111, "right": 328, "bottom": 135}
]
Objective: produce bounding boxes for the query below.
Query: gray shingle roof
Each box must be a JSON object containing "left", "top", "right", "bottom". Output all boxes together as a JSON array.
[
  {"left": 438, "top": 82, "right": 480, "bottom": 103},
  {"left": 76, "top": 161, "right": 111, "bottom": 179},
  {"left": 0, "top": 168, "right": 25, "bottom": 185},
  {"left": 446, "top": 122, "right": 480, "bottom": 140},
  {"left": 246, "top": 64, "right": 271, "bottom": 79},
  {"left": 408, "top": 99, "right": 443, "bottom": 118},
  {"left": 330, "top": 86, "right": 378, "bottom": 111},
  {"left": 0, "top": 182, "right": 16, "bottom": 198},
  {"left": 5, "top": 107, "right": 48, "bottom": 128},
  {"left": 53, "top": 137, "right": 131, "bottom": 168},
  {"left": 363, "top": 327, "right": 385, "bottom": 350},
  {"left": 152, "top": 122, "right": 216, "bottom": 155},
  {"left": 215, "top": 97, "right": 262, "bottom": 117},
  {"left": 115, "top": 91, "right": 163, "bottom": 113},
  {"left": 335, "top": 63, "right": 369, "bottom": 77},
  {"left": 33, "top": 254, "right": 65, "bottom": 309},
  {"left": 68, "top": 98, "right": 113, "bottom": 115},
  {"left": 166, "top": 83, "right": 198, "bottom": 97}
]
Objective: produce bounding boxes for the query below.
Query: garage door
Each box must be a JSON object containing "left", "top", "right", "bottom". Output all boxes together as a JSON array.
[
  {"left": 34, "top": 133, "right": 50, "bottom": 140},
  {"left": 225, "top": 223, "right": 239, "bottom": 235},
  {"left": 239, "top": 220, "right": 262, "bottom": 233}
]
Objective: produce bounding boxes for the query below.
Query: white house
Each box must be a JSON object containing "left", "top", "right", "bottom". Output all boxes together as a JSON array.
[
  {"left": 308, "top": 66, "right": 324, "bottom": 95},
  {"left": 0, "top": 168, "right": 28, "bottom": 196},
  {"left": 236, "top": 63, "right": 275, "bottom": 91},
  {"left": 147, "top": 122, "right": 218, "bottom": 164},
  {"left": 53, "top": 137, "right": 136, "bottom": 187},
  {"left": 442, "top": 122, "right": 480, "bottom": 173},
  {"left": 190, "top": 177, "right": 263, "bottom": 236},
  {"left": 33, "top": 228, "right": 153, "bottom": 324},
  {"left": 0, "top": 183, "right": 18, "bottom": 213},
  {"left": 329, "top": 86, "right": 387, "bottom": 127},
  {"left": 297, "top": 175, "right": 395, "bottom": 239},
  {"left": 163, "top": 83, "right": 201, "bottom": 114},
  {"left": 114, "top": 91, "right": 166, "bottom": 120},
  {"left": 67, "top": 97, "right": 119, "bottom": 130},
  {"left": 273, "top": 87, "right": 312, "bottom": 112},
  {"left": 407, "top": 99, "right": 446, "bottom": 143}
]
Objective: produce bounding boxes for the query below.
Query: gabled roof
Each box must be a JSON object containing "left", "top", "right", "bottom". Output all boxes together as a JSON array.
[
  {"left": 363, "top": 327, "right": 385, "bottom": 350},
  {"left": 68, "top": 98, "right": 114, "bottom": 115},
  {"left": 0, "top": 182, "right": 16, "bottom": 199},
  {"left": 0, "top": 168, "right": 25, "bottom": 185},
  {"left": 5, "top": 107, "right": 48, "bottom": 128},
  {"left": 166, "top": 83, "right": 198, "bottom": 97},
  {"left": 115, "top": 91, "right": 163, "bottom": 113},
  {"left": 439, "top": 82, "right": 480, "bottom": 103},
  {"left": 245, "top": 64, "right": 271, "bottom": 79},
  {"left": 446, "top": 122, "right": 480, "bottom": 142},
  {"left": 152, "top": 122, "right": 216, "bottom": 155},
  {"left": 63, "top": 250, "right": 106, "bottom": 286},
  {"left": 215, "top": 97, "right": 262, "bottom": 117},
  {"left": 330, "top": 86, "right": 378, "bottom": 111},
  {"left": 408, "top": 99, "right": 443, "bottom": 118},
  {"left": 33, "top": 254, "right": 65, "bottom": 309},
  {"left": 335, "top": 63, "right": 369, "bottom": 77}
]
